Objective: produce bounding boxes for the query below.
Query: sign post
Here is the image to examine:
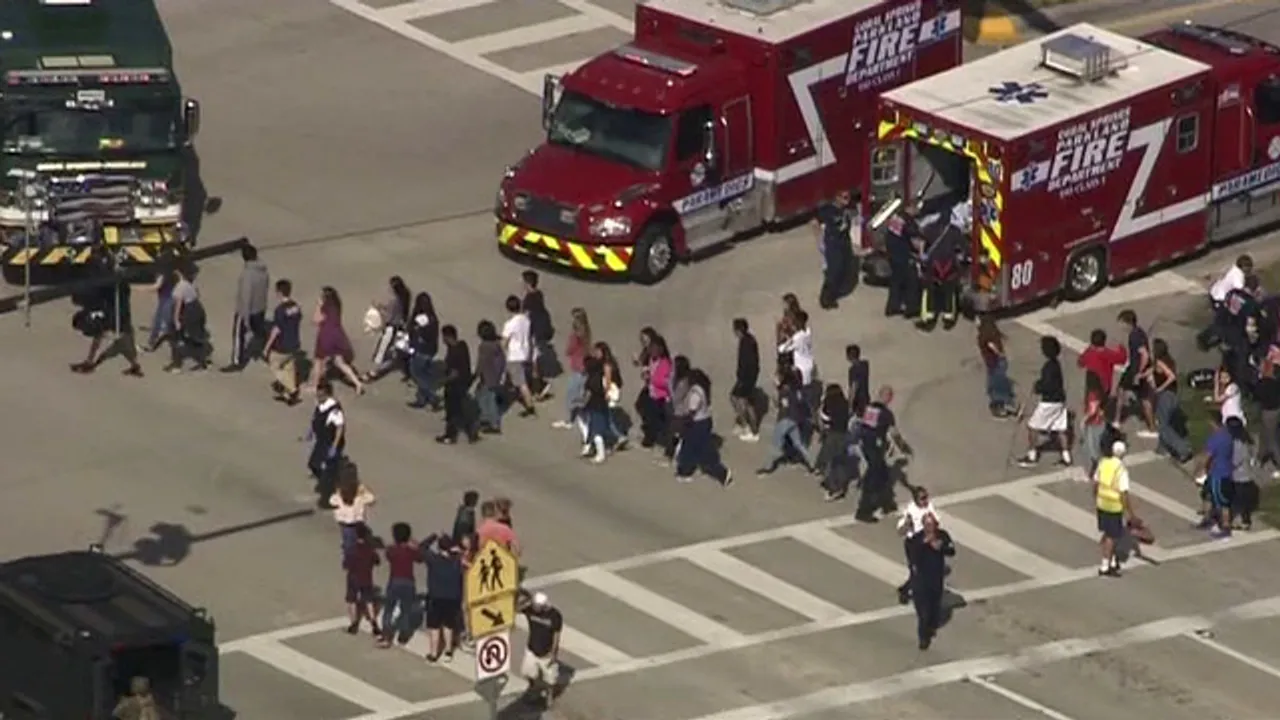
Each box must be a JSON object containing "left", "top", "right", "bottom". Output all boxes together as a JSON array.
[{"left": 465, "top": 540, "right": 519, "bottom": 718}]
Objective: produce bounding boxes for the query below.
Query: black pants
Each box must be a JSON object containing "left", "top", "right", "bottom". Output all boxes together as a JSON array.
[
  {"left": 169, "top": 330, "right": 210, "bottom": 368},
  {"left": 884, "top": 259, "right": 911, "bottom": 316},
  {"left": 912, "top": 583, "right": 943, "bottom": 644},
  {"left": 230, "top": 311, "right": 267, "bottom": 368},
  {"left": 819, "top": 256, "right": 851, "bottom": 308},
  {"left": 308, "top": 443, "right": 343, "bottom": 499},
  {"left": 818, "top": 431, "right": 853, "bottom": 495},
  {"left": 662, "top": 412, "right": 685, "bottom": 460},
  {"left": 1236, "top": 480, "right": 1260, "bottom": 525},
  {"left": 921, "top": 275, "right": 959, "bottom": 323},
  {"left": 637, "top": 390, "right": 666, "bottom": 447},
  {"left": 442, "top": 383, "right": 475, "bottom": 441},
  {"left": 898, "top": 537, "right": 915, "bottom": 593},
  {"left": 856, "top": 452, "right": 894, "bottom": 518}
]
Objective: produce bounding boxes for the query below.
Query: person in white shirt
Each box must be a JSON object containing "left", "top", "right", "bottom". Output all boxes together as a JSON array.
[
  {"left": 896, "top": 486, "right": 940, "bottom": 604},
  {"left": 778, "top": 310, "right": 816, "bottom": 386},
  {"left": 1214, "top": 365, "right": 1246, "bottom": 426},
  {"left": 329, "top": 465, "right": 375, "bottom": 557},
  {"left": 501, "top": 294, "right": 537, "bottom": 417},
  {"left": 1209, "top": 254, "right": 1252, "bottom": 305}
]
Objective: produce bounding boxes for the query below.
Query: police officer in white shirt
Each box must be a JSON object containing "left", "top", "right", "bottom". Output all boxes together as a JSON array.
[
  {"left": 1209, "top": 255, "right": 1252, "bottom": 307},
  {"left": 307, "top": 379, "right": 347, "bottom": 508},
  {"left": 896, "top": 486, "right": 940, "bottom": 604}
]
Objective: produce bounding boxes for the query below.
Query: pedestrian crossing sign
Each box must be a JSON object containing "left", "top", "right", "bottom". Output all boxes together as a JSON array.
[{"left": 465, "top": 540, "right": 519, "bottom": 636}]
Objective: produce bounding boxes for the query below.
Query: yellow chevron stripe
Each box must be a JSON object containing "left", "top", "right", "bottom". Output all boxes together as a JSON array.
[
  {"left": 568, "top": 244, "right": 597, "bottom": 271},
  {"left": 41, "top": 247, "right": 70, "bottom": 264},
  {"left": 600, "top": 247, "right": 628, "bottom": 272},
  {"left": 7, "top": 248, "right": 35, "bottom": 265},
  {"left": 122, "top": 246, "right": 154, "bottom": 263}
]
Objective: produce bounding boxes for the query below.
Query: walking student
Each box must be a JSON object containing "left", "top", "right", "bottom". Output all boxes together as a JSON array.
[
  {"left": 165, "top": 263, "right": 210, "bottom": 373},
  {"left": 580, "top": 355, "right": 615, "bottom": 463},
  {"left": 342, "top": 523, "right": 381, "bottom": 636},
  {"left": 501, "top": 295, "right": 537, "bottom": 417},
  {"left": 1150, "top": 338, "right": 1193, "bottom": 463},
  {"left": 1093, "top": 439, "right": 1133, "bottom": 576},
  {"left": 661, "top": 356, "right": 693, "bottom": 466},
  {"left": 1017, "top": 336, "right": 1072, "bottom": 468},
  {"left": 730, "top": 318, "right": 761, "bottom": 442},
  {"left": 1231, "top": 417, "right": 1260, "bottom": 530},
  {"left": 674, "top": 369, "right": 734, "bottom": 487},
  {"left": 555, "top": 308, "right": 592, "bottom": 430},
  {"left": 757, "top": 364, "right": 817, "bottom": 475},
  {"left": 70, "top": 278, "right": 144, "bottom": 377},
  {"left": 637, "top": 332, "right": 673, "bottom": 449},
  {"left": 846, "top": 343, "right": 871, "bottom": 417},
  {"left": 521, "top": 270, "right": 555, "bottom": 401},
  {"left": 437, "top": 324, "right": 478, "bottom": 444},
  {"left": 144, "top": 264, "right": 176, "bottom": 352},
  {"left": 264, "top": 279, "right": 303, "bottom": 405},
  {"left": 306, "top": 379, "right": 347, "bottom": 507},
  {"left": 519, "top": 592, "right": 564, "bottom": 709},
  {"left": 1255, "top": 359, "right": 1280, "bottom": 479},
  {"left": 406, "top": 292, "right": 441, "bottom": 410},
  {"left": 976, "top": 317, "right": 1016, "bottom": 418},
  {"left": 329, "top": 465, "right": 375, "bottom": 557},
  {"left": 363, "top": 275, "right": 413, "bottom": 383},
  {"left": 817, "top": 384, "right": 855, "bottom": 501},
  {"left": 1196, "top": 412, "right": 1235, "bottom": 538},
  {"left": 223, "top": 243, "right": 270, "bottom": 373},
  {"left": 1115, "top": 309, "right": 1157, "bottom": 437},
  {"left": 473, "top": 320, "right": 505, "bottom": 433},
  {"left": 379, "top": 522, "right": 422, "bottom": 648},
  {"left": 1078, "top": 372, "right": 1108, "bottom": 478},
  {"left": 423, "top": 535, "right": 464, "bottom": 662}
]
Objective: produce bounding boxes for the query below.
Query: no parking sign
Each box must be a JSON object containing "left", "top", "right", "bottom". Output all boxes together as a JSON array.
[{"left": 475, "top": 631, "right": 512, "bottom": 681}]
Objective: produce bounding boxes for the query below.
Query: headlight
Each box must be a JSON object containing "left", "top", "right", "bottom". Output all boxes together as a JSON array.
[
  {"left": 136, "top": 180, "right": 171, "bottom": 207},
  {"left": 589, "top": 216, "right": 631, "bottom": 238}
]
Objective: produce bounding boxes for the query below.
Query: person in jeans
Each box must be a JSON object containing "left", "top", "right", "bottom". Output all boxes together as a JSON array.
[
  {"left": 594, "top": 342, "right": 627, "bottom": 447},
  {"left": 406, "top": 292, "right": 440, "bottom": 410},
  {"left": 378, "top": 522, "right": 422, "bottom": 648},
  {"left": 1078, "top": 371, "right": 1108, "bottom": 477},
  {"left": 1230, "top": 420, "right": 1259, "bottom": 530},
  {"left": 473, "top": 320, "right": 505, "bottom": 433},
  {"left": 757, "top": 364, "right": 817, "bottom": 475},
  {"left": 976, "top": 316, "right": 1016, "bottom": 418},
  {"left": 673, "top": 369, "right": 734, "bottom": 486},
  {"left": 817, "top": 383, "right": 854, "bottom": 502},
  {"left": 580, "top": 355, "right": 615, "bottom": 463},
  {"left": 263, "top": 279, "right": 303, "bottom": 405},
  {"left": 1150, "top": 338, "right": 1193, "bottom": 463},
  {"left": 555, "top": 308, "right": 591, "bottom": 430},
  {"left": 144, "top": 265, "right": 176, "bottom": 352}
]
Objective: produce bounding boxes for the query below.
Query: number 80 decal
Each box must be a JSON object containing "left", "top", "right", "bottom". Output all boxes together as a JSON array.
[{"left": 1009, "top": 259, "right": 1034, "bottom": 291}]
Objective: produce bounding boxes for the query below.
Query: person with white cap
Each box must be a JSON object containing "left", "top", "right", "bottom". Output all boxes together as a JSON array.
[
  {"left": 519, "top": 591, "right": 563, "bottom": 708},
  {"left": 1093, "top": 438, "right": 1134, "bottom": 576}
]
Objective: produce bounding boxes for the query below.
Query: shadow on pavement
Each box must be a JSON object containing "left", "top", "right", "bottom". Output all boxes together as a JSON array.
[{"left": 104, "top": 508, "right": 316, "bottom": 566}]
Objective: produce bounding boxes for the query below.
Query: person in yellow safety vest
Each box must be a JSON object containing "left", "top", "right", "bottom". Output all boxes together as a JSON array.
[{"left": 1094, "top": 439, "right": 1134, "bottom": 577}]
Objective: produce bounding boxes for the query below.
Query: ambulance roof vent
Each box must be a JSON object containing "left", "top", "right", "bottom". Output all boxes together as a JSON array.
[
  {"left": 718, "top": 0, "right": 808, "bottom": 16},
  {"left": 1040, "top": 33, "right": 1126, "bottom": 83}
]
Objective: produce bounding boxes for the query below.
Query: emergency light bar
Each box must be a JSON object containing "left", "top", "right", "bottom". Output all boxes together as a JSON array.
[{"left": 5, "top": 67, "right": 169, "bottom": 86}]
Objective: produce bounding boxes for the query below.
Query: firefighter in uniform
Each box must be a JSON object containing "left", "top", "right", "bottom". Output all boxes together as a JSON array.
[
  {"left": 882, "top": 207, "right": 920, "bottom": 318},
  {"left": 307, "top": 378, "right": 347, "bottom": 507},
  {"left": 917, "top": 227, "right": 962, "bottom": 329},
  {"left": 855, "top": 385, "right": 912, "bottom": 523},
  {"left": 815, "top": 189, "right": 856, "bottom": 310}
]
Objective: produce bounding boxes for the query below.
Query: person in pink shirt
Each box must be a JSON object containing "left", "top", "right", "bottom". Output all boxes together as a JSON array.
[
  {"left": 554, "top": 308, "right": 592, "bottom": 430},
  {"left": 476, "top": 500, "right": 521, "bottom": 557},
  {"left": 637, "top": 330, "right": 673, "bottom": 449}
]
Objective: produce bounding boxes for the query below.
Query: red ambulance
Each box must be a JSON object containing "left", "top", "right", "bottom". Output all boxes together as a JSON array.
[
  {"left": 496, "top": 0, "right": 962, "bottom": 284},
  {"left": 865, "top": 22, "right": 1280, "bottom": 311}
]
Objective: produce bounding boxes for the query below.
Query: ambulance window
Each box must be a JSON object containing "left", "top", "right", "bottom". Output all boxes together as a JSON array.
[
  {"left": 1257, "top": 78, "right": 1280, "bottom": 125},
  {"left": 675, "top": 105, "right": 713, "bottom": 161},
  {"left": 1175, "top": 114, "right": 1198, "bottom": 154},
  {"left": 871, "top": 145, "right": 901, "bottom": 184}
]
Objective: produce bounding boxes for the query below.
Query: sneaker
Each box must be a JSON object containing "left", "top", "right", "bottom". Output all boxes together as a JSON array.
[
  {"left": 722, "top": 470, "right": 734, "bottom": 488},
  {"left": 1135, "top": 430, "right": 1158, "bottom": 439},
  {"left": 1209, "top": 527, "right": 1232, "bottom": 539},
  {"left": 122, "top": 366, "right": 144, "bottom": 377},
  {"left": 614, "top": 437, "right": 629, "bottom": 451},
  {"left": 442, "top": 651, "right": 454, "bottom": 663},
  {"left": 1016, "top": 454, "right": 1038, "bottom": 468},
  {"left": 740, "top": 432, "right": 760, "bottom": 443},
  {"left": 552, "top": 420, "right": 573, "bottom": 429},
  {"left": 70, "top": 362, "right": 95, "bottom": 374},
  {"left": 824, "top": 490, "right": 845, "bottom": 502},
  {"left": 676, "top": 475, "right": 694, "bottom": 484},
  {"left": 1194, "top": 517, "right": 1214, "bottom": 530},
  {"left": 580, "top": 444, "right": 593, "bottom": 457}
]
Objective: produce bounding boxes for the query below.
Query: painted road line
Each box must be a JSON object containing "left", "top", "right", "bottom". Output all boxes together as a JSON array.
[
  {"left": 457, "top": 15, "right": 609, "bottom": 56},
  {"left": 576, "top": 567, "right": 749, "bottom": 646},
  {"left": 939, "top": 514, "right": 1069, "bottom": 579},
  {"left": 400, "top": 631, "right": 476, "bottom": 681},
  {"left": 223, "top": 453, "right": 1162, "bottom": 652},
  {"left": 1185, "top": 632, "right": 1280, "bottom": 681},
  {"left": 379, "top": 0, "right": 495, "bottom": 23},
  {"left": 522, "top": 60, "right": 588, "bottom": 84},
  {"left": 680, "top": 547, "right": 848, "bottom": 622},
  {"left": 236, "top": 639, "right": 414, "bottom": 714},
  {"left": 787, "top": 525, "right": 907, "bottom": 588},
  {"left": 1001, "top": 485, "right": 1170, "bottom": 563},
  {"left": 514, "top": 612, "right": 634, "bottom": 666},
  {"left": 556, "top": 0, "right": 633, "bottom": 31},
  {"left": 1103, "top": 0, "right": 1264, "bottom": 32},
  {"left": 327, "top": 0, "right": 538, "bottom": 95},
  {"left": 347, "top": 528, "right": 1279, "bottom": 720},
  {"left": 966, "top": 676, "right": 1079, "bottom": 720},
  {"left": 677, "top": 596, "right": 1280, "bottom": 720},
  {"left": 1129, "top": 480, "right": 1203, "bottom": 524}
]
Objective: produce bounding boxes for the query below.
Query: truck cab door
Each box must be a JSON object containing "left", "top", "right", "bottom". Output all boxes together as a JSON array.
[
  {"left": 670, "top": 104, "right": 733, "bottom": 251},
  {"left": 1210, "top": 74, "right": 1280, "bottom": 241},
  {"left": 718, "top": 97, "right": 753, "bottom": 179}
]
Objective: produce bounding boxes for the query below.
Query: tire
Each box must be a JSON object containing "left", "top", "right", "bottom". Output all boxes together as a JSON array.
[
  {"left": 1063, "top": 247, "right": 1107, "bottom": 301},
  {"left": 629, "top": 223, "right": 676, "bottom": 285}
]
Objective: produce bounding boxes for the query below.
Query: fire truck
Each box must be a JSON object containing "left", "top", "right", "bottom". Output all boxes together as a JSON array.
[
  {"left": 864, "top": 22, "right": 1280, "bottom": 312},
  {"left": 0, "top": 0, "right": 204, "bottom": 282},
  {"left": 495, "top": 0, "right": 962, "bottom": 284}
]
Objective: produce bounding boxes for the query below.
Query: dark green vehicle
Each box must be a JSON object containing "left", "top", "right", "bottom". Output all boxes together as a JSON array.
[{"left": 0, "top": 0, "right": 203, "bottom": 279}]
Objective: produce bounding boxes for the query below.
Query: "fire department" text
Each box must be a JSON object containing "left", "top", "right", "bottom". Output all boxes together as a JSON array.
[
  {"left": 845, "top": 0, "right": 922, "bottom": 92},
  {"left": 1046, "top": 107, "right": 1132, "bottom": 197}
]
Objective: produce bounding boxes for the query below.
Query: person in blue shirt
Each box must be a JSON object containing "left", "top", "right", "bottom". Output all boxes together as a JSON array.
[
  {"left": 1197, "top": 412, "right": 1236, "bottom": 537},
  {"left": 814, "top": 190, "right": 857, "bottom": 310}
]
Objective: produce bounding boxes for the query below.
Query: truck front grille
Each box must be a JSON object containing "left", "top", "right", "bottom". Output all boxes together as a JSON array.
[
  {"left": 47, "top": 174, "right": 137, "bottom": 225},
  {"left": 516, "top": 195, "right": 578, "bottom": 238}
]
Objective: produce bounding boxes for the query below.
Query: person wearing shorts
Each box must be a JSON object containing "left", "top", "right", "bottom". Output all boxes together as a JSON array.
[
  {"left": 520, "top": 592, "right": 563, "bottom": 708},
  {"left": 423, "top": 535, "right": 464, "bottom": 662},
  {"left": 730, "top": 318, "right": 761, "bottom": 442},
  {"left": 342, "top": 523, "right": 381, "bottom": 636},
  {"left": 502, "top": 295, "right": 537, "bottom": 417},
  {"left": 1198, "top": 413, "right": 1236, "bottom": 538},
  {"left": 1093, "top": 440, "right": 1133, "bottom": 576},
  {"left": 1115, "top": 309, "right": 1157, "bottom": 436},
  {"left": 1018, "top": 336, "right": 1072, "bottom": 467}
]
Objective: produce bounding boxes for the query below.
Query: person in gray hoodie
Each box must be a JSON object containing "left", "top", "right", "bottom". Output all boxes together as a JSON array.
[{"left": 223, "top": 244, "right": 271, "bottom": 372}]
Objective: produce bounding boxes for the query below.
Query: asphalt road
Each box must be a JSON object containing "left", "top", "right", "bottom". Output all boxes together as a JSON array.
[{"left": 6, "top": 1, "right": 1280, "bottom": 719}]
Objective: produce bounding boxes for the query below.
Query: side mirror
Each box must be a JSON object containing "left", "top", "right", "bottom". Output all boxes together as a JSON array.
[
  {"left": 541, "top": 75, "right": 561, "bottom": 130},
  {"left": 183, "top": 98, "right": 201, "bottom": 143},
  {"left": 702, "top": 120, "right": 717, "bottom": 167}
]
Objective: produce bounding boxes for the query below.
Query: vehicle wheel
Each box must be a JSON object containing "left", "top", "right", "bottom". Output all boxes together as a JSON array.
[
  {"left": 630, "top": 224, "right": 676, "bottom": 285},
  {"left": 1063, "top": 247, "right": 1107, "bottom": 301}
]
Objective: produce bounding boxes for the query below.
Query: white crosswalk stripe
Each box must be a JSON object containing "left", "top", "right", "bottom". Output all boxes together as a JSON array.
[
  {"left": 329, "top": 0, "right": 634, "bottom": 96},
  {"left": 218, "top": 453, "right": 1280, "bottom": 720}
]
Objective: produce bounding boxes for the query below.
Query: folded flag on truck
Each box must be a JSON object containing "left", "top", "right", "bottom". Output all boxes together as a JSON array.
[{"left": 1012, "top": 160, "right": 1051, "bottom": 192}]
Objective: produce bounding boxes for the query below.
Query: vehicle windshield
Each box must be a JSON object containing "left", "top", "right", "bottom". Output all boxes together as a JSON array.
[
  {"left": 547, "top": 91, "right": 670, "bottom": 171},
  {"left": 2, "top": 104, "right": 179, "bottom": 155}
]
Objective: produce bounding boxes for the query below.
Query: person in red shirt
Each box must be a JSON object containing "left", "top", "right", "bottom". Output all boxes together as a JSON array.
[
  {"left": 343, "top": 523, "right": 381, "bottom": 636},
  {"left": 1077, "top": 328, "right": 1127, "bottom": 399},
  {"left": 476, "top": 500, "right": 520, "bottom": 556},
  {"left": 378, "top": 522, "right": 422, "bottom": 648}
]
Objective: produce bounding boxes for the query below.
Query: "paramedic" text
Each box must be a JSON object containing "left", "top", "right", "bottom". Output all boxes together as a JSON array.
[
  {"left": 845, "top": 0, "right": 922, "bottom": 92},
  {"left": 1046, "top": 107, "right": 1132, "bottom": 197}
]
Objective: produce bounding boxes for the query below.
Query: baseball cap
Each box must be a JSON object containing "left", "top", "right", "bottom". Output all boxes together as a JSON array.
[
  {"left": 1112, "top": 440, "right": 1127, "bottom": 457},
  {"left": 532, "top": 592, "right": 549, "bottom": 607}
]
